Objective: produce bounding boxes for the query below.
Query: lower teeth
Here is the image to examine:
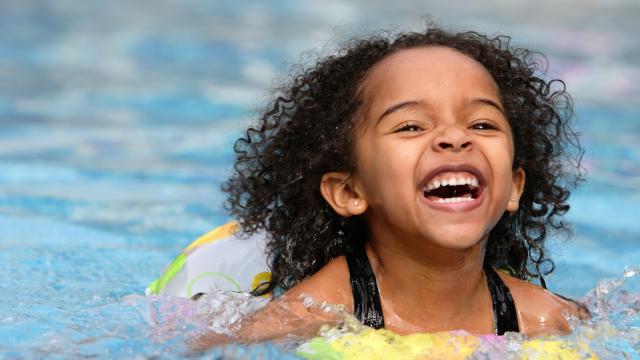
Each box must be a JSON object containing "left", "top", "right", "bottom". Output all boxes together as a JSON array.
[{"left": 435, "top": 197, "right": 474, "bottom": 203}]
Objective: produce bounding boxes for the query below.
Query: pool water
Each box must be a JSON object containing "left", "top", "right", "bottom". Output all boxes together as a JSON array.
[{"left": 1, "top": 1, "right": 639, "bottom": 358}]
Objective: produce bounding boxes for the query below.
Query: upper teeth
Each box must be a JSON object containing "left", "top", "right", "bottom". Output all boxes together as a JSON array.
[{"left": 426, "top": 176, "right": 479, "bottom": 191}]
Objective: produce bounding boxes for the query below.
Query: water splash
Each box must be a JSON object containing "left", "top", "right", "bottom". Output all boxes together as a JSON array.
[
  {"left": 121, "top": 269, "right": 640, "bottom": 358},
  {"left": 124, "top": 290, "right": 331, "bottom": 357},
  {"left": 563, "top": 266, "right": 640, "bottom": 358},
  {"left": 124, "top": 290, "right": 269, "bottom": 346}
]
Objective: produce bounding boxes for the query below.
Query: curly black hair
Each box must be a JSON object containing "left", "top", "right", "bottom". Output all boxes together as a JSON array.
[{"left": 222, "top": 25, "right": 584, "bottom": 295}]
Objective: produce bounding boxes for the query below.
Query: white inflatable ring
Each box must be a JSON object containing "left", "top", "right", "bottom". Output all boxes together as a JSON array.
[{"left": 146, "top": 222, "right": 271, "bottom": 298}]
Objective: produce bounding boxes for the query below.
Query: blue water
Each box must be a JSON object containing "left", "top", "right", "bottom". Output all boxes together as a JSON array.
[{"left": 1, "top": 1, "right": 639, "bottom": 358}]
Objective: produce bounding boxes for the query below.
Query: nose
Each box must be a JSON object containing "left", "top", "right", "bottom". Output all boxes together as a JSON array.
[{"left": 432, "top": 125, "right": 472, "bottom": 152}]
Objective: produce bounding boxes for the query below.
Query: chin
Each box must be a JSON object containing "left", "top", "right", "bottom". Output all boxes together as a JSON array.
[
  {"left": 436, "top": 238, "right": 483, "bottom": 251},
  {"left": 427, "top": 227, "right": 487, "bottom": 251}
]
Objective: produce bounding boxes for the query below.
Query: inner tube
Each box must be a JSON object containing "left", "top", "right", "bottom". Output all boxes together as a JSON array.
[
  {"left": 146, "top": 222, "right": 271, "bottom": 298},
  {"left": 296, "top": 328, "right": 597, "bottom": 359}
]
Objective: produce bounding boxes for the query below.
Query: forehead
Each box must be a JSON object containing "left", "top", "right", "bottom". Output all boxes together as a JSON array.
[{"left": 358, "top": 46, "right": 501, "bottom": 116}]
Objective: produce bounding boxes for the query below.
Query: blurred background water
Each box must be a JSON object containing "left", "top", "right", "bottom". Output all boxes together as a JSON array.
[{"left": 0, "top": 0, "right": 639, "bottom": 358}]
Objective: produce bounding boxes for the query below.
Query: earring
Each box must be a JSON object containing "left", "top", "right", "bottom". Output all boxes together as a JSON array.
[
  {"left": 510, "top": 198, "right": 517, "bottom": 202},
  {"left": 353, "top": 200, "right": 359, "bottom": 207}
]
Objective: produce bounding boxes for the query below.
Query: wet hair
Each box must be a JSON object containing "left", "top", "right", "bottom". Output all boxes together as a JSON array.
[{"left": 222, "top": 24, "right": 584, "bottom": 295}]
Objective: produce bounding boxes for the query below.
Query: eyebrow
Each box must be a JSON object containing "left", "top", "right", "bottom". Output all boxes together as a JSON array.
[
  {"left": 377, "top": 100, "right": 424, "bottom": 124},
  {"left": 469, "top": 98, "right": 505, "bottom": 115},
  {"left": 376, "top": 97, "right": 505, "bottom": 125}
]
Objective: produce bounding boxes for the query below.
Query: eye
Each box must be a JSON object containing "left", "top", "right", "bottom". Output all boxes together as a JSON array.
[
  {"left": 471, "top": 121, "right": 498, "bottom": 131},
  {"left": 394, "top": 122, "right": 423, "bottom": 133}
]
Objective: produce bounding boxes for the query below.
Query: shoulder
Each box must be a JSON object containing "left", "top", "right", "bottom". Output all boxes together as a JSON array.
[
  {"left": 282, "top": 255, "right": 354, "bottom": 311},
  {"left": 498, "top": 271, "right": 584, "bottom": 337}
]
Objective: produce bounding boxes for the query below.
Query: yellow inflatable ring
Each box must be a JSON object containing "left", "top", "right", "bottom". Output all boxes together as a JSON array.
[{"left": 296, "top": 328, "right": 598, "bottom": 359}]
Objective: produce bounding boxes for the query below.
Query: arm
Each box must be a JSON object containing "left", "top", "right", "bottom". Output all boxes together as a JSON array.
[
  {"left": 189, "top": 293, "right": 343, "bottom": 351},
  {"left": 189, "top": 256, "right": 353, "bottom": 351}
]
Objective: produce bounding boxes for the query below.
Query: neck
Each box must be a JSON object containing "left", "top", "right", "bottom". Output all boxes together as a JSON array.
[{"left": 366, "top": 230, "right": 491, "bottom": 333}]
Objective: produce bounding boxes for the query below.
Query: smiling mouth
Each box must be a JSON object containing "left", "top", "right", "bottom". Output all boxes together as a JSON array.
[{"left": 422, "top": 174, "right": 482, "bottom": 203}]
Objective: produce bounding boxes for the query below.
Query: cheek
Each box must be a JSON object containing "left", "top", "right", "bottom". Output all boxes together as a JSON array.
[
  {"left": 496, "top": 167, "right": 515, "bottom": 196},
  {"left": 356, "top": 138, "right": 407, "bottom": 191},
  {"left": 357, "top": 140, "right": 418, "bottom": 203},
  {"left": 491, "top": 142, "right": 517, "bottom": 197}
]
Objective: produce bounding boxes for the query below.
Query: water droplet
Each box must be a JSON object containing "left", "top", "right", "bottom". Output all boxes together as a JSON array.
[{"left": 623, "top": 266, "right": 639, "bottom": 278}]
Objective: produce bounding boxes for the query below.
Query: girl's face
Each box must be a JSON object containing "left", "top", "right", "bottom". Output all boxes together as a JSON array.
[{"left": 351, "top": 46, "right": 525, "bottom": 250}]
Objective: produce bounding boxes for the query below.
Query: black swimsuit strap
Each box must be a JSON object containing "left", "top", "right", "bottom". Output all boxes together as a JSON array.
[
  {"left": 345, "top": 243, "right": 520, "bottom": 334},
  {"left": 484, "top": 264, "right": 520, "bottom": 335},
  {"left": 345, "top": 242, "right": 384, "bottom": 329}
]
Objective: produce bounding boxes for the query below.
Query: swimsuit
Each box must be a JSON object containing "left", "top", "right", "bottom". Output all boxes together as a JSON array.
[{"left": 345, "top": 242, "right": 520, "bottom": 335}]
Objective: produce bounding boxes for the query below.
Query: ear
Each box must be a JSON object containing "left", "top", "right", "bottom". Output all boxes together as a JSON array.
[
  {"left": 320, "top": 172, "right": 367, "bottom": 217},
  {"left": 506, "top": 168, "right": 526, "bottom": 213}
]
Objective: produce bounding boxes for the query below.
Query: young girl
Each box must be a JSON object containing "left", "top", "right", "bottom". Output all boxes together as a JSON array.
[{"left": 203, "top": 24, "right": 585, "bottom": 345}]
